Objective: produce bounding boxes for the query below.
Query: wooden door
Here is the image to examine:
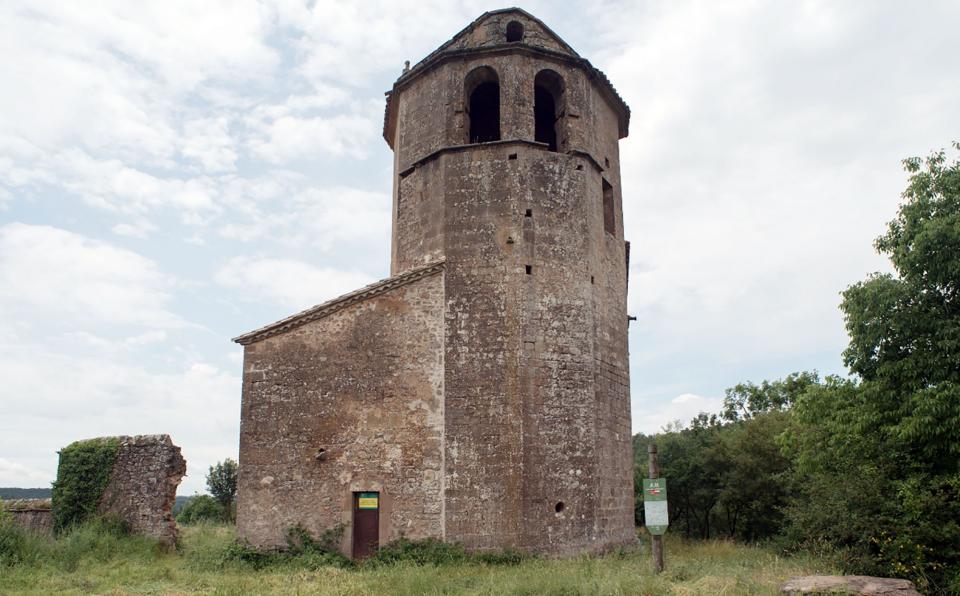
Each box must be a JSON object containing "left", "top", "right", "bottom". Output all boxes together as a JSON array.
[{"left": 352, "top": 492, "right": 379, "bottom": 559}]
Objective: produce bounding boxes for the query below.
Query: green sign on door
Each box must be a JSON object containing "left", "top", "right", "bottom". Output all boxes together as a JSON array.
[{"left": 643, "top": 478, "right": 668, "bottom": 535}]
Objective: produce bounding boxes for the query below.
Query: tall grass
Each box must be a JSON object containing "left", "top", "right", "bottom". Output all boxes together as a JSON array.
[{"left": 0, "top": 520, "right": 834, "bottom": 595}]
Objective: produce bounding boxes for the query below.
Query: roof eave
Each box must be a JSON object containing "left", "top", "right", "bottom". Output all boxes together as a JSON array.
[{"left": 232, "top": 260, "right": 445, "bottom": 346}]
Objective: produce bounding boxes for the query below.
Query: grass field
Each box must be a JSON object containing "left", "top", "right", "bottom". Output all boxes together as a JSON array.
[{"left": 0, "top": 524, "right": 834, "bottom": 595}]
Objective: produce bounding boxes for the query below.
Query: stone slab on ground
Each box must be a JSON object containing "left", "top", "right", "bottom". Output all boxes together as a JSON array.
[{"left": 780, "top": 575, "right": 920, "bottom": 595}]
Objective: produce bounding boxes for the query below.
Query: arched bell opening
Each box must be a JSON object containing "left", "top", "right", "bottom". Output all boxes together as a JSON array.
[
  {"left": 465, "top": 66, "right": 501, "bottom": 144},
  {"left": 534, "top": 69, "right": 565, "bottom": 152}
]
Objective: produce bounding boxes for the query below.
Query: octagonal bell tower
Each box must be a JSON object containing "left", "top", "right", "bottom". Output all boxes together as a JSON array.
[{"left": 383, "top": 8, "right": 634, "bottom": 554}]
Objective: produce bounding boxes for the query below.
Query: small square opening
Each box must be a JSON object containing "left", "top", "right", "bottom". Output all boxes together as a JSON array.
[
  {"left": 525, "top": 265, "right": 532, "bottom": 275},
  {"left": 508, "top": 153, "right": 518, "bottom": 160},
  {"left": 525, "top": 209, "right": 532, "bottom": 217}
]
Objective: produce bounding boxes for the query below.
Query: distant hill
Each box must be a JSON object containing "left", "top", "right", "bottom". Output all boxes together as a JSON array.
[
  {"left": 174, "top": 495, "right": 193, "bottom": 514},
  {"left": 2, "top": 489, "right": 200, "bottom": 513},
  {"left": 0, "top": 487, "right": 52, "bottom": 499}
]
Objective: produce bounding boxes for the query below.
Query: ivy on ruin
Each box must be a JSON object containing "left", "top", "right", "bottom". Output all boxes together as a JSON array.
[{"left": 51, "top": 437, "right": 119, "bottom": 534}]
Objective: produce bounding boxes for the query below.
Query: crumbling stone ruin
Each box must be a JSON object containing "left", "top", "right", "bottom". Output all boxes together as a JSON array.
[
  {"left": 2, "top": 499, "right": 53, "bottom": 535},
  {"left": 234, "top": 8, "right": 634, "bottom": 558},
  {"left": 54, "top": 434, "right": 186, "bottom": 547},
  {"left": 97, "top": 435, "right": 186, "bottom": 547}
]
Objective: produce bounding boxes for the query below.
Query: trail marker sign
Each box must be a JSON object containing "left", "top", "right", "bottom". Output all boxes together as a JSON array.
[{"left": 643, "top": 478, "right": 668, "bottom": 535}]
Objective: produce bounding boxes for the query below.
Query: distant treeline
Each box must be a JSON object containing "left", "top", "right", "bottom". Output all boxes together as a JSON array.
[
  {"left": 634, "top": 146, "right": 960, "bottom": 594},
  {"left": 0, "top": 488, "right": 52, "bottom": 500},
  {"left": 2, "top": 489, "right": 194, "bottom": 511}
]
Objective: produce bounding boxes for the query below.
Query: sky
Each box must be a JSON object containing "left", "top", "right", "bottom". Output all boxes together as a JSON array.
[{"left": 0, "top": 0, "right": 958, "bottom": 495}]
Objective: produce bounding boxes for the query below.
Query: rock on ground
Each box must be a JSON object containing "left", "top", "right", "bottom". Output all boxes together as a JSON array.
[{"left": 780, "top": 575, "right": 920, "bottom": 595}]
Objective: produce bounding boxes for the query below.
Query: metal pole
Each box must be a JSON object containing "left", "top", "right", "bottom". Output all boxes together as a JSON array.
[{"left": 648, "top": 443, "right": 664, "bottom": 573}]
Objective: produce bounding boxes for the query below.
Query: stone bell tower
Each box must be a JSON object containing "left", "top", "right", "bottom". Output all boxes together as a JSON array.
[
  {"left": 383, "top": 8, "right": 634, "bottom": 553},
  {"left": 234, "top": 8, "right": 633, "bottom": 558}
]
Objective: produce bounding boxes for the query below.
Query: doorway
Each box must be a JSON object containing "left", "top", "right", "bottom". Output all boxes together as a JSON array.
[{"left": 352, "top": 491, "right": 380, "bottom": 559}]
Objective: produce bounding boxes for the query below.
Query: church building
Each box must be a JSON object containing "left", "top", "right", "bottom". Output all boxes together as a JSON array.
[{"left": 233, "top": 8, "right": 634, "bottom": 558}]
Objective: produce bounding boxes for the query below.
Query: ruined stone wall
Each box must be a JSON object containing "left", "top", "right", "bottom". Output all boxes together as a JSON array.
[
  {"left": 2, "top": 499, "right": 53, "bottom": 535},
  {"left": 97, "top": 434, "right": 186, "bottom": 547},
  {"left": 237, "top": 271, "right": 445, "bottom": 552}
]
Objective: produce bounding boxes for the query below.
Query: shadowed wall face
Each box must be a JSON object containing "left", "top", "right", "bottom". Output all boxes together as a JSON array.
[{"left": 236, "top": 273, "right": 445, "bottom": 554}]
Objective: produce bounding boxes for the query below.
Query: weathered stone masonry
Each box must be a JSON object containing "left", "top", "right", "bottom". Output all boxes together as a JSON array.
[
  {"left": 235, "top": 8, "right": 634, "bottom": 557},
  {"left": 97, "top": 434, "right": 186, "bottom": 547}
]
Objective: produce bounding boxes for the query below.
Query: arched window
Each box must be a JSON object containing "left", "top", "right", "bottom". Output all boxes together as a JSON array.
[
  {"left": 534, "top": 69, "right": 564, "bottom": 152},
  {"left": 506, "top": 21, "right": 524, "bottom": 42},
  {"left": 465, "top": 66, "right": 500, "bottom": 144}
]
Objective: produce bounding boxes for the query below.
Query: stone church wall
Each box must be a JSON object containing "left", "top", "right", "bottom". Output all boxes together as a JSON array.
[{"left": 237, "top": 271, "right": 446, "bottom": 553}]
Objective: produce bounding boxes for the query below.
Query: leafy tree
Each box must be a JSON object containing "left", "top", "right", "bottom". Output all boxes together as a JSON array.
[
  {"left": 206, "top": 459, "right": 238, "bottom": 521},
  {"left": 176, "top": 494, "right": 224, "bottom": 525},
  {"left": 635, "top": 374, "right": 812, "bottom": 541},
  {"left": 722, "top": 371, "right": 820, "bottom": 422},
  {"left": 783, "top": 145, "right": 960, "bottom": 593}
]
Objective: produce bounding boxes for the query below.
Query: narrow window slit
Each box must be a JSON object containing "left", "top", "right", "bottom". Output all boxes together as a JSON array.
[
  {"left": 525, "top": 265, "right": 532, "bottom": 275},
  {"left": 602, "top": 178, "right": 615, "bottom": 235}
]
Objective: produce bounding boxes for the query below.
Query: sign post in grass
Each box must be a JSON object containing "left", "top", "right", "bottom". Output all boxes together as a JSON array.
[{"left": 645, "top": 443, "right": 667, "bottom": 573}]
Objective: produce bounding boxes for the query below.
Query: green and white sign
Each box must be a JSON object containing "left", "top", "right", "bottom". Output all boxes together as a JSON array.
[{"left": 643, "top": 478, "right": 668, "bottom": 535}]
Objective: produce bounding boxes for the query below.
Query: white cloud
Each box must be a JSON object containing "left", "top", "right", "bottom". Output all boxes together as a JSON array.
[
  {"left": 0, "top": 351, "right": 239, "bottom": 494},
  {"left": 111, "top": 220, "right": 158, "bottom": 239},
  {"left": 634, "top": 392, "right": 724, "bottom": 435},
  {"left": 248, "top": 113, "right": 377, "bottom": 162},
  {"left": 216, "top": 256, "right": 375, "bottom": 311},
  {"left": 0, "top": 223, "right": 182, "bottom": 329},
  {"left": 0, "top": 458, "right": 52, "bottom": 486},
  {"left": 1, "top": 1, "right": 958, "bottom": 492},
  {"left": 180, "top": 117, "right": 238, "bottom": 173}
]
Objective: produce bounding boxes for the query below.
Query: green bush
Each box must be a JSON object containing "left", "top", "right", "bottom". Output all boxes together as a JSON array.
[
  {"left": 214, "top": 524, "right": 352, "bottom": 571},
  {"left": 366, "top": 537, "right": 468, "bottom": 567},
  {"left": 219, "top": 539, "right": 281, "bottom": 570},
  {"left": 51, "top": 438, "right": 119, "bottom": 534},
  {"left": 474, "top": 547, "right": 528, "bottom": 566},
  {"left": 176, "top": 495, "right": 224, "bottom": 525}
]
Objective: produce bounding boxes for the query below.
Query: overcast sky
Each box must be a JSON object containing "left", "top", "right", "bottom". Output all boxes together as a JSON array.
[{"left": 1, "top": 1, "right": 958, "bottom": 495}]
